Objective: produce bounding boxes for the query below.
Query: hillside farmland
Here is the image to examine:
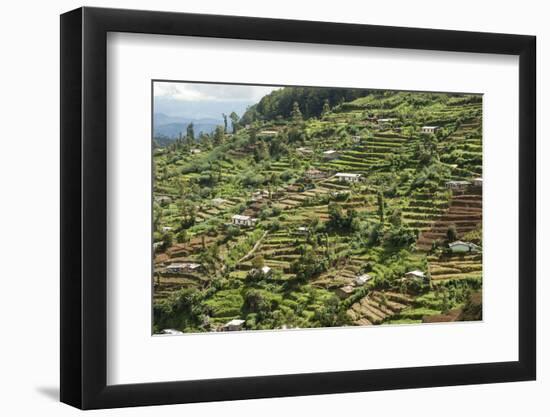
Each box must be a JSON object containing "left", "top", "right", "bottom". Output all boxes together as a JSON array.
[{"left": 152, "top": 86, "right": 483, "bottom": 333}]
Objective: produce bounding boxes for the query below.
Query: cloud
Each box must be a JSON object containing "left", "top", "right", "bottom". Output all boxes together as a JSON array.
[
  {"left": 154, "top": 83, "right": 207, "bottom": 101},
  {"left": 154, "top": 82, "right": 279, "bottom": 102}
]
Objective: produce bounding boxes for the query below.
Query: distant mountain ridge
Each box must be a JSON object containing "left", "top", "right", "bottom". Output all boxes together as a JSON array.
[{"left": 153, "top": 113, "right": 223, "bottom": 141}]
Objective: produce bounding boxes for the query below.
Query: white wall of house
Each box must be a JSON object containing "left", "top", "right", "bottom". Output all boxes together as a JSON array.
[
  {"left": 421, "top": 126, "right": 438, "bottom": 134},
  {"left": 450, "top": 244, "right": 471, "bottom": 253}
]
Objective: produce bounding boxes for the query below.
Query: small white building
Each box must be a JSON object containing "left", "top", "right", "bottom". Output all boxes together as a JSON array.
[
  {"left": 445, "top": 180, "right": 471, "bottom": 191},
  {"left": 222, "top": 319, "right": 245, "bottom": 331},
  {"left": 259, "top": 130, "right": 278, "bottom": 137},
  {"left": 335, "top": 172, "right": 362, "bottom": 183},
  {"left": 251, "top": 190, "right": 270, "bottom": 201},
  {"left": 351, "top": 135, "right": 362, "bottom": 143},
  {"left": 421, "top": 126, "right": 439, "bottom": 134},
  {"left": 231, "top": 214, "right": 257, "bottom": 227},
  {"left": 155, "top": 196, "right": 172, "bottom": 205},
  {"left": 322, "top": 150, "right": 340, "bottom": 160},
  {"left": 162, "top": 226, "right": 173, "bottom": 232},
  {"left": 190, "top": 148, "right": 202, "bottom": 154},
  {"left": 296, "top": 147, "right": 313, "bottom": 155},
  {"left": 377, "top": 118, "right": 397, "bottom": 128},
  {"left": 250, "top": 266, "right": 272, "bottom": 278},
  {"left": 355, "top": 274, "right": 372, "bottom": 286},
  {"left": 166, "top": 262, "right": 202, "bottom": 274},
  {"left": 449, "top": 241, "right": 480, "bottom": 253},
  {"left": 404, "top": 270, "right": 426, "bottom": 281},
  {"left": 473, "top": 177, "right": 483, "bottom": 187}
]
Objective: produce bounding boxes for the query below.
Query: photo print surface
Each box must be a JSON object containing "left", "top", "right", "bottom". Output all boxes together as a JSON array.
[{"left": 152, "top": 81, "right": 483, "bottom": 334}]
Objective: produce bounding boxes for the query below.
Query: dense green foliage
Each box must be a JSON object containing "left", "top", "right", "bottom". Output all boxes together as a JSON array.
[
  {"left": 152, "top": 86, "right": 483, "bottom": 333},
  {"left": 241, "top": 87, "right": 369, "bottom": 123}
]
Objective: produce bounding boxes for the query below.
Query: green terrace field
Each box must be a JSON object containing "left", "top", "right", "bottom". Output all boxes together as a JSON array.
[{"left": 152, "top": 89, "right": 483, "bottom": 333}]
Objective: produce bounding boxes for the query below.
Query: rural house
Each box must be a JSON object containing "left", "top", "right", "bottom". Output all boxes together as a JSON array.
[
  {"left": 421, "top": 125, "right": 439, "bottom": 134},
  {"left": 155, "top": 195, "right": 172, "bottom": 205},
  {"left": 473, "top": 177, "right": 483, "bottom": 187},
  {"left": 322, "top": 150, "right": 340, "bottom": 160},
  {"left": 351, "top": 135, "right": 362, "bottom": 143},
  {"left": 296, "top": 147, "right": 313, "bottom": 155},
  {"left": 222, "top": 319, "right": 245, "bottom": 331},
  {"left": 355, "top": 274, "right": 372, "bottom": 286},
  {"left": 190, "top": 148, "right": 201, "bottom": 154},
  {"left": 449, "top": 241, "right": 480, "bottom": 253},
  {"left": 251, "top": 190, "right": 270, "bottom": 201},
  {"left": 336, "top": 285, "right": 355, "bottom": 299},
  {"left": 231, "top": 214, "right": 257, "bottom": 227},
  {"left": 250, "top": 266, "right": 272, "bottom": 279},
  {"left": 335, "top": 172, "right": 362, "bottom": 183},
  {"left": 445, "top": 180, "right": 471, "bottom": 191},
  {"left": 403, "top": 270, "right": 426, "bottom": 281},
  {"left": 258, "top": 130, "right": 278, "bottom": 137},
  {"left": 166, "top": 262, "right": 202, "bottom": 274}
]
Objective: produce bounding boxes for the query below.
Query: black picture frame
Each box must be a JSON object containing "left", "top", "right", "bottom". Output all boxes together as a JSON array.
[{"left": 60, "top": 6, "right": 536, "bottom": 410}]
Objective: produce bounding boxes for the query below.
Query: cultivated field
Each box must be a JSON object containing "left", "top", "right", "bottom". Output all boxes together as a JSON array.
[{"left": 152, "top": 88, "right": 483, "bottom": 333}]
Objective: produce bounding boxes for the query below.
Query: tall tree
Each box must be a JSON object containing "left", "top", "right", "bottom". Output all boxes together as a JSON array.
[
  {"left": 290, "top": 101, "right": 303, "bottom": 122},
  {"left": 222, "top": 113, "right": 228, "bottom": 133},
  {"left": 185, "top": 122, "right": 195, "bottom": 148},
  {"left": 229, "top": 112, "right": 240, "bottom": 134},
  {"left": 321, "top": 99, "right": 330, "bottom": 117},
  {"left": 446, "top": 224, "right": 458, "bottom": 243},
  {"left": 254, "top": 140, "right": 269, "bottom": 162},
  {"left": 389, "top": 208, "right": 402, "bottom": 227},
  {"left": 213, "top": 125, "right": 225, "bottom": 146},
  {"left": 247, "top": 126, "right": 258, "bottom": 145},
  {"left": 251, "top": 255, "right": 265, "bottom": 270},
  {"left": 186, "top": 122, "right": 195, "bottom": 141}
]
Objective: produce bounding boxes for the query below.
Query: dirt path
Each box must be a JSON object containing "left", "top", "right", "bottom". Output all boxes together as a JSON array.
[{"left": 237, "top": 230, "right": 269, "bottom": 264}]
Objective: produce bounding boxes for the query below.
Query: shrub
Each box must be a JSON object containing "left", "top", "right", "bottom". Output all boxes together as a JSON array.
[{"left": 446, "top": 224, "right": 458, "bottom": 243}]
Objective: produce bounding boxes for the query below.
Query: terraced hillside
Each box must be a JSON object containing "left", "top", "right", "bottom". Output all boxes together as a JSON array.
[
  {"left": 152, "top": 86, "right": 483, "bottom": 333},
  {"left": 417, "top": 186, "right": 482, "bottom": 250},
  {"left": 347, "top": 291, "right": 414, "bottom": 325}
]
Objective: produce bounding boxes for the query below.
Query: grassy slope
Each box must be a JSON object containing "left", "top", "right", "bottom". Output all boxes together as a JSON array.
[{"left": 152, "top": 90, "right": 483, "bottom": 333}]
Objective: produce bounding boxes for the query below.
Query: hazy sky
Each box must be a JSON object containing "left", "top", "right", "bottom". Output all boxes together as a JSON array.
[
  {"left": 154, "top": 82, "right": 279, "bottom": 120},
  {"left": 154, "top": 82, "right": 279, "bottom": 102}
]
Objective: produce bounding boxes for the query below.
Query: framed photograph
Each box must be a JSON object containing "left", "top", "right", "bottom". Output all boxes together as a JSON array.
[{"left": 60, "top": 6, "right": 536, "bottom": 410}]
